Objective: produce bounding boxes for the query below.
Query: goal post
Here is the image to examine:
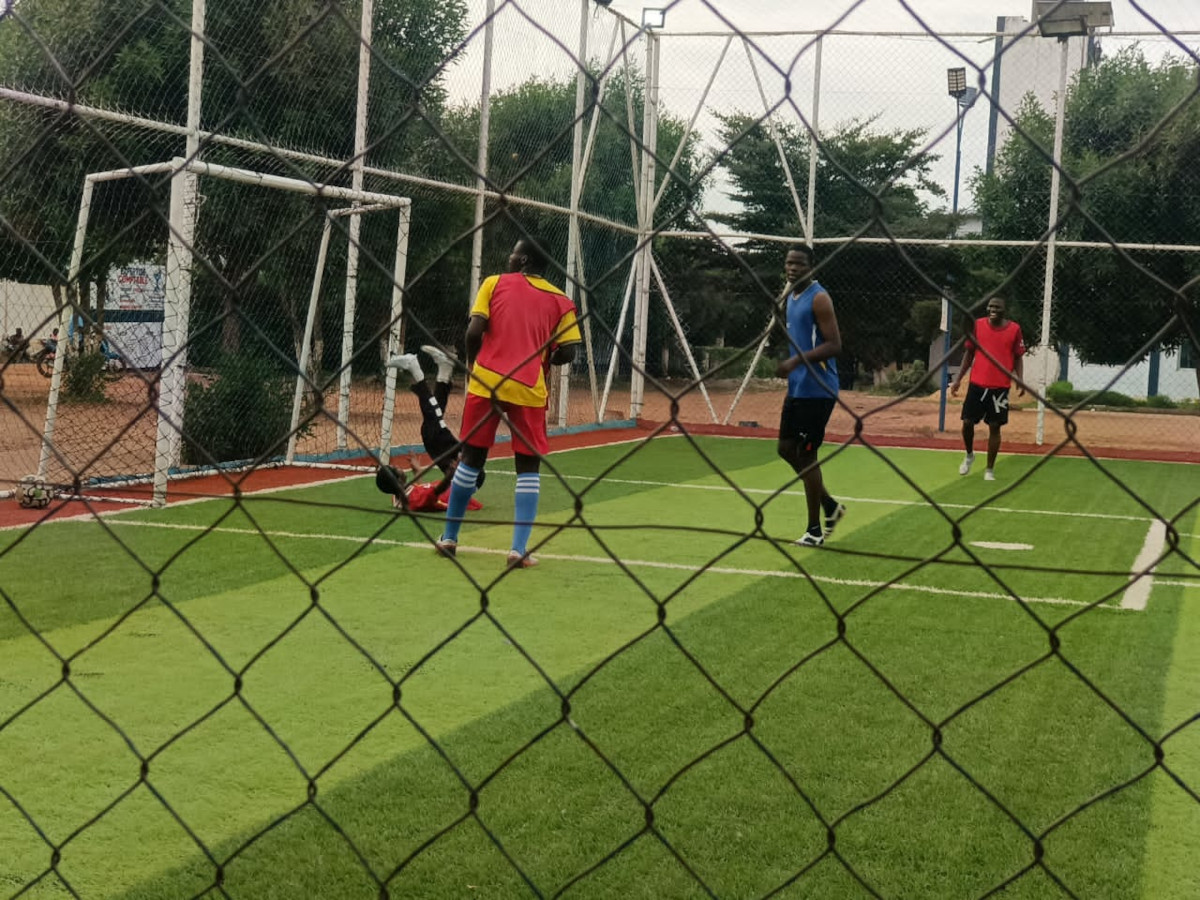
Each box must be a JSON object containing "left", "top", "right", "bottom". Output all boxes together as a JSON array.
[
  {"left": 39, "top": 157, "right": 412, "bottom": 507},
  {"left": 284, "top": 200, "right": 410, "bottom": 467}
]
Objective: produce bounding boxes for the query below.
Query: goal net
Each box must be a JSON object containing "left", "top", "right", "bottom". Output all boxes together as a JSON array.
[{"left": 37, "top": 157, "right": 412, "bottom": 506}]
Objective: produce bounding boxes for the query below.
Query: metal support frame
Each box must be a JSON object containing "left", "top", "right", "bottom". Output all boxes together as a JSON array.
[
  {"left": 937, "top": 73, "right": 978, "bottom": 433},
  {"left": 1036, "top": 37, "right": 1072, "bottom": 445},
  {"left": 336, "top": 0, "right": 374, "bottom": 451},
  {"left": 43, "top": 158, "right": 410, "bottom": 505}
]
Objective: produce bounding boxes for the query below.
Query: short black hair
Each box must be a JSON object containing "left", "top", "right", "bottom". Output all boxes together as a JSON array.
[
  {"left": 516, "top": 238, "right": 548, "bottom": 273},
  {"left": 787, "top": 244, "right": 813, "bottom": 261}
]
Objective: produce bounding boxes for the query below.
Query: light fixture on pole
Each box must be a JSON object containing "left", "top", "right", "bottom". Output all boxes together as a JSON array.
[
  {"left": 641, "top": 7, "right": 666, "bottom": 29},
  {"left": 1034, "top": 0, "right": 1113, "bottom": 37},
  {"left": 946, "top": 68, "right": 979, "bottom": 217},
  {"left": 1030, "top": 0, "right": 1112, "bottom": 444},
  {"left": 937, "top": 67, "right": 979, "bottom": 433}
]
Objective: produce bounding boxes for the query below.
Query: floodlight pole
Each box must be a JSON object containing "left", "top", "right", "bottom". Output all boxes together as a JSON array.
[
  {"left": 938, "top": 70, "right": 975, "bottom": 433},
  {"left": 630, "top": 22, "right": 660, "bottom": 419},
  {"left": 1035, "top": 36, "right": 1071, "bottom": 445}
]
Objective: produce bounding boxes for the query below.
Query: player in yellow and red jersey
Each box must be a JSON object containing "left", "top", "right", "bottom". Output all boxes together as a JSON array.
[{"left": 435, "top": 236, "right": 582, "bottom": 569}]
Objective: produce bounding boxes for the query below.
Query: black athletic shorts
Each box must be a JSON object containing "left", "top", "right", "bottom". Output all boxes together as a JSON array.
[
  {"left": 779, "top": 397, "right": 836, "bottom": 452},
  {"left": 422, "top": 424, "right": 460, "bottom": 469},
  {"left": 961, "top": 384, "right": 1011, "bottom": 426}
]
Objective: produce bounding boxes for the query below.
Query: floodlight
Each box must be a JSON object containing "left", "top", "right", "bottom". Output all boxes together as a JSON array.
[
  {"left": 1033, "top": 1, "right": 1113, "bottom": 38},
  {"left": 642, "top": 8, "right": 666, "bottom": 29},
  {"left": 947, "top": 67, "right": 967, "bottom": 98}
]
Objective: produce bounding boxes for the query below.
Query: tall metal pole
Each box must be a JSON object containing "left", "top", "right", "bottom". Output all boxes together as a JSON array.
[
  {"left": 470, "top": 0, "right": 496, "bottom": 307},
  {"left": 805, "top": 36, "right": 822, "bottom": 248},
  {"left": 560, "top": 0, "right": 589, "bottom": 428},
  {"left": 630, "top": 28, "right": 659, "bottom": 419},
  {"left": 185, "top": 0, "right": 205, "bottom": 162},
  {"left": 1036, "top": 37, "right": 1071, "bottom": 445},
  {"left": 336, "top": 0, "right": 374, "bottom": 451},
  {"left": 937, "top": 101, "right": 964, "bottom": 433}
]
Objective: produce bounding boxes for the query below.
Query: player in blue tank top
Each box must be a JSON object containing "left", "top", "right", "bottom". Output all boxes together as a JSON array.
[{"left": 776, "top": 245, "right": 846, "bottom": 547}]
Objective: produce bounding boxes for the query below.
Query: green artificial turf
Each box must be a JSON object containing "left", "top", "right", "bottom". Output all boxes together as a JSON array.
[{"left": 1, "top": 438, "right": 1197, "bottom": 898}]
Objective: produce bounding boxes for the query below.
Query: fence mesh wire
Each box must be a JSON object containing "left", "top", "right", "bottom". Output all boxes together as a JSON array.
[{"left": 2, "top": 0, "right": 1200, "bottom": 897}]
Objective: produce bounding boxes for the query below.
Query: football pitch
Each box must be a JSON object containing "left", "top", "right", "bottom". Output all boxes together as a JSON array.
[{"left": 1, "top": 437, "right": 1198, "bottom": 899}]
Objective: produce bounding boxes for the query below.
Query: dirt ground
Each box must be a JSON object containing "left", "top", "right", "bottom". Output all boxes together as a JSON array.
[{"left": 2, "top": 363, "right": 1197, "bottom": 491}]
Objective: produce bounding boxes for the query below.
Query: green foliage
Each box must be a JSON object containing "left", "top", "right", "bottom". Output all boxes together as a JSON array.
[
  {"left": 181, "top": 355, "right": 301, "bottom": 466},
  {"left": 701, "top": 345, "right": 776, "bottom": 380},
  {"left": 906, "top": 299, "right": 945, "bottom": 348},
  {"left": 1144, "top": 393, "right": 1178, "bottom": 409},
  {"left": 0, "top": 0, "right": 469, "bottom": 360},
  {"left": 712, "top": 112, "right": 955, "bottom": 377},
  {"left": 61, "top": 351, "right": 111, "bottom": 402},
  {"left": 1046, "top": 380, "right": 1077, "bottom": 403},
  {"left": 874, "top": 360, "right": 935, "bottom": 396},
  {"left": 433, "top": 67, "right": 714, "bottom": 363},
  {"left": 1046, "top": 379, "right": 1173, "bottom": 409},
  {"left": 713, "top": 112, "right": 945, "bottom": 241},
  {"left": 971, "top": 48, "right": 1200, "bottom": 364}
]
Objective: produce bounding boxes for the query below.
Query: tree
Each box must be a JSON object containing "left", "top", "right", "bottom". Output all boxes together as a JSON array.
[
  {"left": 713, "top": 112, "right": 949, "bottom": 381},
  {"left": 971, "top": 47, "right": 1200, "bottom": 392},
  {"left": 434, "top": 67, "right": 715, "bottom": 377},
  {"left": 0, "top": 0, "right": 469, "bottom": 364}
]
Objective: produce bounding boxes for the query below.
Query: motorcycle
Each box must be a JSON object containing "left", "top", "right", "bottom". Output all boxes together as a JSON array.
[
  {"left": 2, "top": 334, "right": 31, "bottom": 363},
  {"left": 33, "top": 337, "right": 57, "bottom": 378},
  {"left": 35, "top": 335, "right": 126, "bottom": 380}
]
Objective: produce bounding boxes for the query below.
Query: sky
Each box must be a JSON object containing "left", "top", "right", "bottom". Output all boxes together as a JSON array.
[{"left": 451, "top": 0, "right": 1200, "bottom": 221}]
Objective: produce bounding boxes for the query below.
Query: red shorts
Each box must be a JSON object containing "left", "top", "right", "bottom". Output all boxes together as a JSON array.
[{"left": 459, "top": 393, "right": 549, "bottom": 457}]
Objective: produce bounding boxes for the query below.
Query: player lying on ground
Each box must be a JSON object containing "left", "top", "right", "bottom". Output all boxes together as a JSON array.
[{"left": 374, "top": 346, "right": 484, "bottom": 513}]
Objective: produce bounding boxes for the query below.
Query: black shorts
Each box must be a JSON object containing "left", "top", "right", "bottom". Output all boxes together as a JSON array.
[
  {"left": 779, "top": 397, "right": 836, "bottom": 452},
  {"left": 961, "top": 384, "right": 1011, "bottom": 426}
]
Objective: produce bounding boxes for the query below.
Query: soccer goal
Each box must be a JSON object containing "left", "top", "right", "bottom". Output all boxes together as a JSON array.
[{"left": 38, "top": 157, "right": 412, "bottom": 506}]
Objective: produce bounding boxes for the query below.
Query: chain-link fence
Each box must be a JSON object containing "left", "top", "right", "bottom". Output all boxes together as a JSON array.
[{"left": 2, "top": 0, "right": 1199, "bottom": 897}]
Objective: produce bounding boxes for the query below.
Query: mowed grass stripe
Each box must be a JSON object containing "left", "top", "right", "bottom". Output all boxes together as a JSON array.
[
  {"left": 100, "top": 518, "right": 1120, "bottom": 611},
  {"left": 4, "top": 452, "right": 808, "bottom": 894},
  {"left": 110, "top": 534, "right": 1191, "bottom": 899},
  {"left": 2, "top": 440, "right": 1196, "bottom": 897},
  {"left": 1142, "top": 526, "right": 1200, "bottom": 900}
]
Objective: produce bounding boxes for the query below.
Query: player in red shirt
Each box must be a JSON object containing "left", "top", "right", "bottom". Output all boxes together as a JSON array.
[
  {"left": 436, "top": 237, "right": 582, "bottom": 569},
  {"left": 378, "top": 455, "right": 484, "bottom": 513},
  {"left": 375, "top": 349, "right": 484, "bottom": 513},
  {"left": 950, "top": 296, "right": 1026, "bottom": 482}
]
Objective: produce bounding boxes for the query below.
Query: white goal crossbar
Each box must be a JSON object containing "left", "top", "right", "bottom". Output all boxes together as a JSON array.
[{"left": 40, "top": 157, "right": 412, "bottom": 506}]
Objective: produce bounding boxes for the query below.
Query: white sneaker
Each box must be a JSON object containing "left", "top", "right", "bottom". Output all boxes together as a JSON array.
[
  {"left": 823, "top": 503, "right": 846, "bottom": 538},
  {"left": 984, "top": 469, "right": 996, "bottom": 482},
  {"left": 421, "top": 344, "right": 457, "bottom": 381},
  {"left": 958, "top": 454, "right": 975, "bottom": 476},
  {"left": 794, "top": 530, "right": 824, "bottom": 547},
  {"left": 385, "top": 353, "right": 422, "bottom": 380}
]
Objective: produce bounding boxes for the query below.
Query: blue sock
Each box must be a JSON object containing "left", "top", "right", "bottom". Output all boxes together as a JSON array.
[
  {"left": 441, "top": 462, "right": 480, "bottom": 542},
  {"left": 511, "top": 472, "right": 540, "bottom": 554}
]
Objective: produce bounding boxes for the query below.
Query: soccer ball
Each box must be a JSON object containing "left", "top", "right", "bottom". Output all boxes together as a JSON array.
[{"left": 16, "top": 476, "right": 51, "bottom": 510}]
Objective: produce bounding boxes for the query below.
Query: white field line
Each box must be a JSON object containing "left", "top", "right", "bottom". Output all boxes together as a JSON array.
[
  {"left": 0, "top": 472, "right": 371, "bottom": 532},
  {"left": 1121, "top": 520, "right": 1168, "bottom": 611},
  {"left": 108, "top": 520, "right": 1126, "bottom": 611},
  {"left": 971, "top": 541, "right": 1035, "bottom": 551},
  {"left": 544, "top": 474, "right": 1167, "bottom": 525}
]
